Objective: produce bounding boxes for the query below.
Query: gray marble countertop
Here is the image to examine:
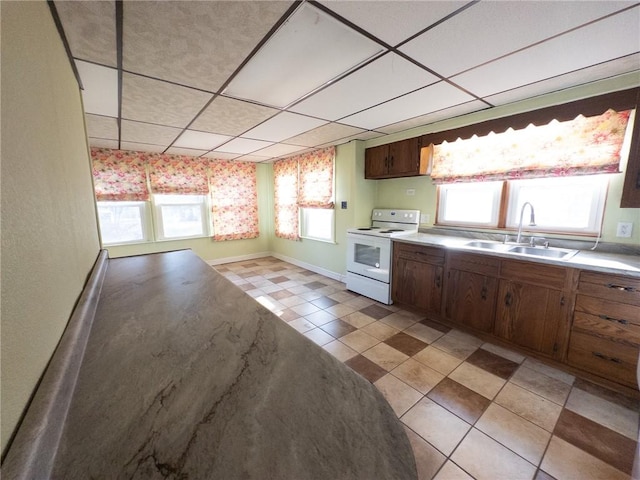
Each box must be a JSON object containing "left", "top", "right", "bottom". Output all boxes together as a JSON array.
[
  {"left": 394, "top": 232, "right": 640, "bottom": 278},
  {"left": 49, "top": 250, "right": 417, "bottom": 479}
]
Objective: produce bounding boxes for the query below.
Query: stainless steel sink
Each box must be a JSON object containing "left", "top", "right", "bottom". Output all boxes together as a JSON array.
[
  {"left": 464, "top": 241, "right": 512, "bottom": 251},
  {"left": 508, "top": 246, "right": 578, "bottom": 259}
]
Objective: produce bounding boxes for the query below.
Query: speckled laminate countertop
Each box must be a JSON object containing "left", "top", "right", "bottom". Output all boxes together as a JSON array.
[{"left": 393, "top": 232, "right": 640, "bottom": 278}]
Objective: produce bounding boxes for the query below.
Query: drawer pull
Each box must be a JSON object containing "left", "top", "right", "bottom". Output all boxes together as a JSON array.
[
  {"left": 606, "top": 283, "right": 636, "bottom": 293},
  {"left": 592, "top": 351, "right": 622, "bottom": 363},
  {"left": 481, "top": 285, "right": 487, "bottom": 300},
  {"left": 598, "top": 314, "right": 629, "bottom": 325},
  {"left": 435, "top": 274, "right": 441, "bottom": 288},
  {"left": 505, "top": 291, "right": 513, "bottom": 307}
]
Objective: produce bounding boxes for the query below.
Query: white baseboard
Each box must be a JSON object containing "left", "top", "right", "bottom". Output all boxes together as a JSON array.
[
  {"left": 271, "top": 252, "right": 346, "bottom": 283},
  {"left": 208, "top": 251, "right": 346, "bottom": 283},
  {"left": 207, "top": 251, "right": 271, "bottom": 266}
]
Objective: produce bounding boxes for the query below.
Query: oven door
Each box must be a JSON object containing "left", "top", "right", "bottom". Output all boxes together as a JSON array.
[{"left": 346, "top": 233, "right": 391, "bottom": 283}]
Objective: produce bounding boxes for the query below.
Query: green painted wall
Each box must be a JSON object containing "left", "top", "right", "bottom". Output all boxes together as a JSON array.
[{"left": 1, "top": 1, "right": 102, "bottom": 454}]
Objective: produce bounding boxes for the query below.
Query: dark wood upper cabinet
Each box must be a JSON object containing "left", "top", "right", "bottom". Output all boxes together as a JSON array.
[
  {"left": 621, "top": 107, "right": 640, "bottom": 208},
  {"left": 365, "top": 137, "right": 429, "bottom": 179}
]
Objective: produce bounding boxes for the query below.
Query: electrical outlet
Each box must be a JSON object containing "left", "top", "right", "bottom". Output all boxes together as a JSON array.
[
  {"left": 406, "top": 189, "right": 415, "bottom": 196},
  {"left": 420, "top": 214, "right": 430, "bottom": 224},
  {"left": 616, "top": 222, "right": 633, "bottom": 238}
]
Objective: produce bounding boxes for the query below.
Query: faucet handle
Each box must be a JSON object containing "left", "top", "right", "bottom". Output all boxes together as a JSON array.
[{"left": 529, "top": 236, "right": 547, "bottom": 247}]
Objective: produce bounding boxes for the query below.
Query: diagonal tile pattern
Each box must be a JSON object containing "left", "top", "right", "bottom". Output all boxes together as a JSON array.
[{"left": 217, "top": 257, "right": 639, "bottom": 480}]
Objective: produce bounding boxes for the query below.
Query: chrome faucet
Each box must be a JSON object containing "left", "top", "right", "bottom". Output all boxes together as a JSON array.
[{"left": 516, "top": 202, "right": 536, "bottom": 244}]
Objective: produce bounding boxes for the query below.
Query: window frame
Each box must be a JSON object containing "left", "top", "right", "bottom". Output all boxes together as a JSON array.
[
  {"left": 299, "top": 207, "right": 336, "bottom": 243},
  {"left": 436, "top": 181, "right": 504, "bottom": 229},
  {"left": 152, "top": 194, "right": 211, "bottom": 241},
  {"left": 96, "top": 200, "right": 152, "bottom": 246}
]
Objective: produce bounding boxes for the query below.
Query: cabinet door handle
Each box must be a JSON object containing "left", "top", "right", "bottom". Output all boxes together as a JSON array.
[
  {"left": 384, "top": 157, "right": 389, "bottom": 168},
  {"left": 592, "top": 351, "right": 622, "bottom": 363},
  {"left": 598, "top": 314, "right": 629, "bottom": 325},
  {"left": 390, "top": 156, "right": 394, "bottom": 167},
  {"left": 560, "top": 296, "right": 565, "bottom": 306},
  {"left": 481, "top": 286, "right": 487, "bottom": 300},
  {"left": 504, "top": 291, "right": 512, "bottom": 306},
  {"left": 435, "top": 275, "right": 441, "bottom": 288},
  {"left": 606, "top": 283, "right": 636, "bottom": 293}
]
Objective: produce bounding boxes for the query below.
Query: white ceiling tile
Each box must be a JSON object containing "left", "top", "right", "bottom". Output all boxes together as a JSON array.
[
  {"left": 214, "top": 138, "right": 273, "bottom": 155},
  {"left": 485, "top": 54, "right": 640, "bottom": 107},
  {"left": 76, "top": 60, "right": 118, "bottom": 117},
  {"left": 120, "top": 120, "right": 182, "bottom": 147},
  {"left": 252, "top": 143, "right": 310, "bottom": 158},
  {"left": 224, "top": 3, "right": 384, "bottom": 107},
  {"left": 340, "top": 82, "right": 475, "bottom": 130},
  {"left": 122, "top": 73, "right": 212, "bottom": 128},
  {"left": 119, "top": 142, "right": 167, "bottom": 153},
  {"left": 85, "top": 114, "right": 118, "bottom": 139},
  {"left": 282, "top": 122, "right": 366, "bottom": 147},
  {"left": 190, "top": 96, "right": 279, "bottom": 136},
  {"left": 54, "top": 1, "right": 116, "bottom": 66},
  {"left": 88, "top": 138, "right": 119, "bottom": 149},
  {"left": 203, "top": 151, "right": 241, "bottom": 160},
  {"left": 290, "top": 53, "right": 438, "bottom": 120},
  {"left": 164, "top": 147, "right": 208, "bottom": 157},
  {"left": 400, "top": 1, "right": 637, "bottom": 77},
  {"left": 234, "top": 154, "right": 273, "bottom": 163},
  {"left": 376, "top": 100, "right": 488, "bottom": 135},
  {"left": 123, "top": 1, "right": 294, "bottom": 92},
  {"left": 173, "top": 130, "right": 232, "bottom": 150},
  {"left": 453, "top": 8, "right": 640, "bottom": 98},
  {"left": 319, "top": 0, "right": 467, "bottom": 46},
  {"left": 243, "top": 112, "right": 328, "bottom": 142}
]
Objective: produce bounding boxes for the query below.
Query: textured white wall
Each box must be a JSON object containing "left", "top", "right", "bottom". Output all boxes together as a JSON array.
[{"left": 1, "top": 1, "right": 101, "bottom": 454}]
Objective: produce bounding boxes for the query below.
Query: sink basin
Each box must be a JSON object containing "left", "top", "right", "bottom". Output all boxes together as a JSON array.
[
  {"left": 508, "top": 246, "right": 578, "bottom": 259},
  {"left": 464, "top": 241, "right": 511, "bottom": 251}
]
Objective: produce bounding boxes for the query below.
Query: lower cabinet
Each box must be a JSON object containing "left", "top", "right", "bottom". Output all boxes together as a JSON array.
[
  {"left": 567, "top": 272, "right": 640, "bottom": 388},
  {"left": 444, "top": 252, "right": 499, "bottom": 333},
  {"left": 392, "top": 242, "right": 444, "bottom": 315}
]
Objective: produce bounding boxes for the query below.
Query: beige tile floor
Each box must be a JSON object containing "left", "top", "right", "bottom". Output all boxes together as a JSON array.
[{"left": 215, "top": 257, "right": 640, "bottom": 480}]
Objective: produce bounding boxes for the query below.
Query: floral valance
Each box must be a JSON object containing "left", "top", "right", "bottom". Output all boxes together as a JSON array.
[
  {"left": 147, "top": 154, "right": 209, "bottom": 195},
  {"left": 431, "top": 109, "right": 632, "bottom": 184},
  {"left": 208, "top": 160, "right": 259, "bottom": 241},
  {"left": 298, "top": 146, "right": 335, "bottom": 209},
  {"left": 273, "top": 157, "right": 299, "bottom": 241},
  {"left": 91, "top": 148, "right": 150, "bottom": 201}
]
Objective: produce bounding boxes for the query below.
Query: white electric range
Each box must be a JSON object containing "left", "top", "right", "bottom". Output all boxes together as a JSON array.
[{"left": 346, "top": 209, "right": 420, "bottom": 304}]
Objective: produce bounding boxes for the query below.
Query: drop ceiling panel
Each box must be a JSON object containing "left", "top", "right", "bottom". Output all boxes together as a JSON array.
[
  {"left": 173, "top": 130, "right": 232, "bottom": 150},
  {"left": 243, "top": 112, "right": 328, "bottom": 142},
  {"left": 319, "top": 0, "right": 468, "bottom": 46},
  {"left": 224, "top": 3, "right": 384, "bottom": 108},
  {"left": 54, "top": 1, "right": 116, "bottom": 66},
  {"left": 453, "top": 8, "right": 640, "bottom": 98},
  {"left": 190, "top": 96, "right": 279, "bottom": 136},
  {"left": 77, "top": 61, "right": 118, "bottom": 117},
  {"left": 122, "top": 73, "right": 212, "bottom": 128},
  {"left": 341, "top": 81, "right": 475, "bottom": 130},
  {"left": 89, "top": 138, "right": 119, "bottom": 149},
  {"left": 204, "top": 151, "right": 241, "bottom": 160},
  {"left": 290, "top": 53, "right": 438, "bottom": 121},
  {"left": 252, "top": 143, "right": 310, "bottom": 158},
  {"left": 376, "top": 100, "right": 488, "bottom": 135},
  {"left": 120, "top": 120, "right": 182, "bottom": 147},
  {"left": 214, "top": 138, "right": 273, "bottom": 155},
  {"left": 120, "top": 141, "right": 167, "bottom": 153},
  {"left": 85, "top": 114, "right": 118, "bottom": 140},
  {"left": 485, "top": 54, "right": 640, "bottom": 107},
  {"left": 123, "top": 1, "right": 294, "bottom": 92},
  {"left": 234, "top": 154, "right": 274, "bottom": 163},
  {"left": 283, "top": 122, "right": 366, "bottom": 147},
  {"left": 400, "top": 1, "right": 636, "bottom": 77},
  {"left": 165, "top": 147, "right": 209, "bottom": 157}
]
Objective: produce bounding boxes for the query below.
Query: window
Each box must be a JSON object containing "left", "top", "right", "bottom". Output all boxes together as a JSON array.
[
  {"left": 153, "top": 194, "right": 209, "bottom": 240},
  {"left": 97, "top": 201, "right": 150, "bottom": 244},
  {"left": 437, "top": 182, "right": 503, "bottom": 227},
  {"left": 506, "top": 176, "right": 608, "bottom": 234},
  {"left": 274, "top": 147, "right": 335, "bottom": 242}
]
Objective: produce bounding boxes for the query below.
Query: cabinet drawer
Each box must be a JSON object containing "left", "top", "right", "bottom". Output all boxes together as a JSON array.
[
  {"left": 573, "top": 310, "right": 640, "bottom": 347},
  {"left": 394, "top": 243, "right": 445, "bottom": 265},
  {"left": 567, "top": 330, "right": 638, "bottom": 387},
  {"left": 447, "top": 252, "right": 500, "bottom": 277},
  {"left": 500, "top": 259, "right": 568, "bottom": 290},
  {"left": 578, "top": 271, "right": 640, "bottom": 307},
  {"left": 575, "top": 294, "right": 640, "bottom": 327}
]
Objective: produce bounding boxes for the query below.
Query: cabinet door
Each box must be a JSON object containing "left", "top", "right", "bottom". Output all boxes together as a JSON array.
[
  {"left": 445, "top": 269, "right": 497, "bottom": 333},
  {"left": 388, "top": 138, "right": 421, "bottom": 177},
  {"left": 364, "top": 145, "right": 389, "bottom": 178},
  {"left": 495, "top": 280, "right": 567, "bottom": 358},
  {"left": 393, "top": 257, "right": 442, "bottom": 314}
]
